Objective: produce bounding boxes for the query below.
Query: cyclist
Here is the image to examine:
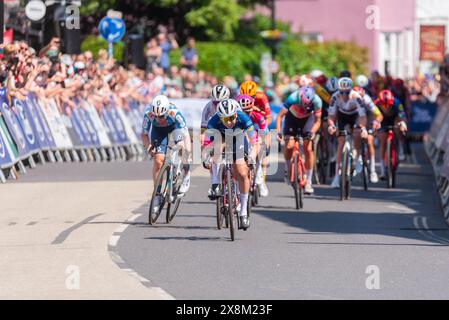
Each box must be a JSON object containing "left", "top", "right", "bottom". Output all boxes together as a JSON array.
[
  {"left": 201, "top": 85, "right": 231, "bottom": 199},
  {"left": 327, "top": 77, "right": 368, "bottom": 188},
  {"left": 374, "top": 90, "right": 408, "bottom": 180},
  {"left": 276, "top": 86, "right": 322, "bottom": 194},
  {"left": 204, "top": 99, "right": 258, "bottom": 230},
  {"left": 141, "top": 95, "right": 191, "bottom": 212},
  {"left": 236, "top": 94, "right": 268, "bottom": 188},
  {"left": 350, "top": 86, "right": 384, "bottom": 183},
  {"left": 240, "top": 80, "right": 271, "bottom": 197}
]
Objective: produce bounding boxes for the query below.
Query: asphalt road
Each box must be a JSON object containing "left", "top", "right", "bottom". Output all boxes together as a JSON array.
[
  {"left": 115, "top": 143, "right": 449, "bottom": 299},
  {"left": 2, "top": 143, "right": 449, "bottom": 299}
]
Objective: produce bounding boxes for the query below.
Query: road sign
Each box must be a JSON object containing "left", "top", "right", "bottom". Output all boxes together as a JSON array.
[
  {"left": 25, "top": 0, "right": 46, "bottom": 22},
  {"left": 98, "top": 17, "right": 126, "bottom": 43}
]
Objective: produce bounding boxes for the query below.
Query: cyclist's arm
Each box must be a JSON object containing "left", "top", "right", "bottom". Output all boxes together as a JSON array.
[
  {"left": 310, "top": 96, "right": 322, "bottom": 134},
  {"left": 276, "top": 108, "right": 288, "bottom": 135},
  {"left": 327, "top": 95, "right": 337, "bottom": 127},
  {"left": 141, "top": 113, "right": 151, "bottom": 150}
]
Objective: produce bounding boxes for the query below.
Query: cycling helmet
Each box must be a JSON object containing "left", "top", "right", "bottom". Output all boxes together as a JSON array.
[
  {"left": 378, "top": 90, "right": 394, "bottom": 107},
  {"left": 355, "top": 75, "right": 369, "bottom": 88},
  {"left": 339, "top": 70, "right": 352, "bottom": 78},
  {"left": 310, "top": 70, "right": 324, "bottom": 79},
  {"left": 151, "top": 95, "right": 170, "bottom": 116},
  {"left": 240, "top": 81, "right": 257, "bottom": 96},
  {"left": 299, "top": 86, "right": 315, "bottom": 105},
  {"left": 211, "top": 85, "right": 230, "bottom": 102},
  {"left": 217, "top": 99, "right": 239, "bottom": 118},
  {"left": 326, "top": 77, "right": 339, "bottom": 93},
  {"left": 338, "top": 77, "right": 353, "bottom": 91},
  {"left": 236, "top": 94, "right": 254, "bottom": 112},
  {"left": 299, "top": 74, "right": 313, "bottom": 87},
  {"left": 315, "top": 75, "right": 328, "bottom": 87}
]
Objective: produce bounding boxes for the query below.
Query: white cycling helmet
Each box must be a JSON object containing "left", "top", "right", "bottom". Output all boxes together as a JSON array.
[
  {"left": 326, "top": 77, "right": 339, "bottom": 92},
  {"left": 338, "top": 77, "right": 353, "bottom": 91},
  {"left": 310, "top": 69, "right": 324, "bottom": 79},
  {"left": 356, "top": 75, "right": 369, "bottom": 88},
  {"left": 211, "top": 85, "right": 230, "bottom": 102},
  {"left": 217, "top": 99, "right": 239, "bottom": 118},
  {"left": 151, "top": 95, "right": 170, "bottom": 117}
]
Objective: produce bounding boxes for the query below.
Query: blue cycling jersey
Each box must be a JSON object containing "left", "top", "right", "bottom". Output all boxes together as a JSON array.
[
  {"left": 142, "top": 104, "right": 186, "bottom": 134},
  {"left": 206, "top": 110, "right": 255, "bottom": 141}
]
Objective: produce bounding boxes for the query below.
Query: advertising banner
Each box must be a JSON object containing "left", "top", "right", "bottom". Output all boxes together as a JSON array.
[{"left": 420, "top": 25, "right": 446, "bottom": 62}]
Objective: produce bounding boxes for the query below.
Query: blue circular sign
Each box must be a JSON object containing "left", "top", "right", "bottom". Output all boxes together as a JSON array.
[{"left": 98, "top": 17, "right": 126, "bottom": 43}]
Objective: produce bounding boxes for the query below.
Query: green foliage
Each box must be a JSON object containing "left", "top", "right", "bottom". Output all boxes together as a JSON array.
[
  {"left": 170, "top": 42, "right": 261, "bottom": 81},
  {"left": 277, "top": 37, "right": 369, "bottom": 77},
  {"left": 80, "top": 35, "right": 124, "bottom": 62}
]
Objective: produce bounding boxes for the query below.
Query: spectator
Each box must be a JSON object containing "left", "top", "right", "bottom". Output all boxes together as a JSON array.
[
  {"left": 145, "top": 38, "right": 161, "bottom": 74},
  {"left": 180, "top": 37, "right": 198, "bottom": 71},
  {"left": 157, "top": 32, "right": 178, "bottom": 74}
]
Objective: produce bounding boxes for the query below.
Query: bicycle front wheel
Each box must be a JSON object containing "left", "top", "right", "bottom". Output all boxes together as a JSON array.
[
  {"left": 226, "top": 168, "right": 236, "bottom": 241},
  {"left": 149, "top": 163, "right": 170, "bottom": 225},
  {"left": 386, "top": 139, "right": 394, "bottom": 189},
  {"left": 361, "top": 141, "right": 369, "bottom": 191},
  {"left": 340, "top": 148, "right": 349, "bottom": 201}
]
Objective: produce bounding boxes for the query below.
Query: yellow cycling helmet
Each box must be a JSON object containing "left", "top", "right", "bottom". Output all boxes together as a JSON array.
[{"left": 240, "top": 81, "right": 257, "bottom": 96}]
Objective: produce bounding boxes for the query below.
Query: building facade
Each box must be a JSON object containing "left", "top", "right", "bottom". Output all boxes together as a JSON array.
[{"left": 273, "top": 0, "right": 416, "bottom": 78}]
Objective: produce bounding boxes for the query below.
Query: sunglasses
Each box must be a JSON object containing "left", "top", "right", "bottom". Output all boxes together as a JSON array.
[
  {"left": 221, "top": 114, "right": 237, "bottom": 123},
  {"left": 339, "top": 91, "right": 351, "bottom": 95}
]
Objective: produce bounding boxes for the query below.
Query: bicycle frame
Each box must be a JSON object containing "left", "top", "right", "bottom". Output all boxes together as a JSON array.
[{"left": 291, "top": 136, "right": 307, "bottom": 187}]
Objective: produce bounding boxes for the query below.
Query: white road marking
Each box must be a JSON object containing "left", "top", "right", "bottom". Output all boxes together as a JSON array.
[
  {"left": 126, "top": 214, "right": 141, "bottom": 222},
  {"left": 114, "top": 224, "right": 129, "bottom": 234},
  {"left": 108, "top": 235, "right": 120, "bottom": 247}
]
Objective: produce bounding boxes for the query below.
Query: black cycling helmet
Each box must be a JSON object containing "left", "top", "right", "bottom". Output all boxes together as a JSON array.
[{"left": 339, "top": 70, "right": 352, "bottom": 78}]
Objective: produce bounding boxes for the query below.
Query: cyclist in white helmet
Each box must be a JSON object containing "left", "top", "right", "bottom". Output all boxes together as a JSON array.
[
  {"left": 141, "top": 95, "right": 191, "bottom": 212},
  {"left": 327, "top": 77, "right": 368, "bottom": 188},
  {"left": 202, "top": 99, "right": 258, "bottom": 230}
]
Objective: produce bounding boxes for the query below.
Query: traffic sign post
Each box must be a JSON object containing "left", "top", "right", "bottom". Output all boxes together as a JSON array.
[{"left": 98, "top": 16, "right": 126, "bottom": 58}]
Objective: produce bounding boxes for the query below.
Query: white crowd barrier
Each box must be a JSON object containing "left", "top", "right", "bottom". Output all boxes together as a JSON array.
[
  {"left": 0, "top": 90, "right": 147, "bottom": 183},
  {"left": 424, "top": 95, "right": 449, "bottom": 225}
]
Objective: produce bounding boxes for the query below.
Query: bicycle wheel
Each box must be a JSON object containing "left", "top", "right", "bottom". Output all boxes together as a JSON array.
[
  {"left": 216, "top": 191, "right": 224, "bottom": 230},
  {"left": 166, "top": 170, "right": 183, "bottom": 224},
  {"left": 149, "top": 163, "right": 170, "bottom": 225},
  {"left": 226, "top": 168, "right": 236, "bottom": 241},
  {"left": 314, "top": 135, "right": 327, "bottom": 185},
  {"left": 361, "top": 141, "right": 369, "bottom": 191},
  {"left": 346, "top": 155, "right": 352, "bottom": 200},
  {"left": 386, "top": 138, "right": 394, "bottom": 189},
  {"left": 340, "top": 148, "right": 349, "bottom": 201},
  {"left": 293, "top": 154, "right": 301, "bottom": 210}
]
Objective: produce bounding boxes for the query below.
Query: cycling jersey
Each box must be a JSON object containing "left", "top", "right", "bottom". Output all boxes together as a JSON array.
[
  {"left": 283, "top": 91, "right": 322, "bottom": 119},
  {"left": 375, "top": 98, "right": 406, "bottom": 130},
  {"left": 329, "top": 92, "right": 365, "bottom": 117},
  {"left": 201, "top": 100, "right": 217, "bottom": 129},
  {"left": 313, "top": 83, "right": 331, "bottom": 105},
  {"left": 360, "top": 94, "right": 381, "bottom": 117},
  {"left": 248, "top": 111, "right": 267, "bottom": 133},
  {"left": 254, "top": 91, "right": 271, "bottom": 120},
  {"left": 206, "top": 110, "right": 256, "bottom": 142},
  {"left": 142, "top": 103, "right": 186, "bottom": 134}
]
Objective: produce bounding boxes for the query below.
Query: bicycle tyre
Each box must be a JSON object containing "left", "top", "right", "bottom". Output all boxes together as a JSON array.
[
  {"left": 149, "top": 163, "right": 170, "bottom": 225},
  {"left": 361, "top": 141, "right": 369, "bottom": 191},
  {"left": 293, "top": 154, "right": 300, "bottom": 210},
  {"left": 341, "top": 148, "right": 349, "bottom": 201},
  {"left": 386, "top": 138, "right": 393, "bottom": 189},
  {"left": 226, "top": 168, "right": 236, "bottom": 241}
]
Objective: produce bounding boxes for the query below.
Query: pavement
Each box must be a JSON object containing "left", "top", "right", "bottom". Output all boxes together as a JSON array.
[{"left": 1, "top": 143, "right": 449, "bottom": 299}]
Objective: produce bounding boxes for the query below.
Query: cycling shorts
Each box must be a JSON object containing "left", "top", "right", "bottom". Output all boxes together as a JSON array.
[
  {"left": 336, "top": 111, "right": 358, "bottom": 132},
  {"left": 283, "top": 111, "right": 314, "bottom": 138}
]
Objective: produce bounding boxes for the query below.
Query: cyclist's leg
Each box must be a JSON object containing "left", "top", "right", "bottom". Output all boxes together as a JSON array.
[
  {"left": 173, "top": 128, "right": 192, "bottom": 193},
  {"left": 150, "top": 128, "right": 170, "bottom": 188},
  {"left": 303, "top": 115, "right": 315, "bottom": 188},
  {"left": 283, "top": 113, "right": 304, "bottom": 179},
  {"left": 233, "top": 138, "right": 250, "bottom": 222},
  {"left": 378, "top": 130, "right": 387, "bottom": 178}
]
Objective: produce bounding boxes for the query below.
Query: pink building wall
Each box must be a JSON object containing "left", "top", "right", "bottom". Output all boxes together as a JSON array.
[{"left": 273, "top": 0, "right": 415, "bottom": 73}]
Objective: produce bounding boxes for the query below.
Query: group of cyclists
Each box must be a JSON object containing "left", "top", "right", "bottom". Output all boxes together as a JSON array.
[{"left": 141, "top": 69, "right": 409, "bottom": 231}]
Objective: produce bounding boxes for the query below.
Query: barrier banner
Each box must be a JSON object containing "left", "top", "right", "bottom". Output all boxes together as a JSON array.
[
  {"left": 116, "top": 106, "right": 139, "bottom": 144},
  {"left": 109, "top": 103, "right": 130, "bottom": 145},
  {"left": 39, "top": 98, "right": 73, "bottom": 149},
  {"left": 61, "top": 103, "right": 87, "bottom": 148},
  {"left": 126, "top": 100, "right": 144, "bottom": 136},
  {"left": 82, "top": 100, "right": 111, "bottom": 147},
  {"left": 410, "top": 100, "right": 437, "bottom": 133},
  {"left": 26, "top": 94, "right": 53, "bottom": 150},
  {"left": 13, "top": 98, "right": 40, "bottom": 154},
  {"left": 172, "top": 98, "right": 207, "bottom": 130},
  {"left": 0, "top": 91, "right": 31, "bottom": 158},
  {"left": 0, "top": 116, "right": 15, "bottom": 168},
  {"left": 34, "top": 97, "right": 57, "bottom": 149}
]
